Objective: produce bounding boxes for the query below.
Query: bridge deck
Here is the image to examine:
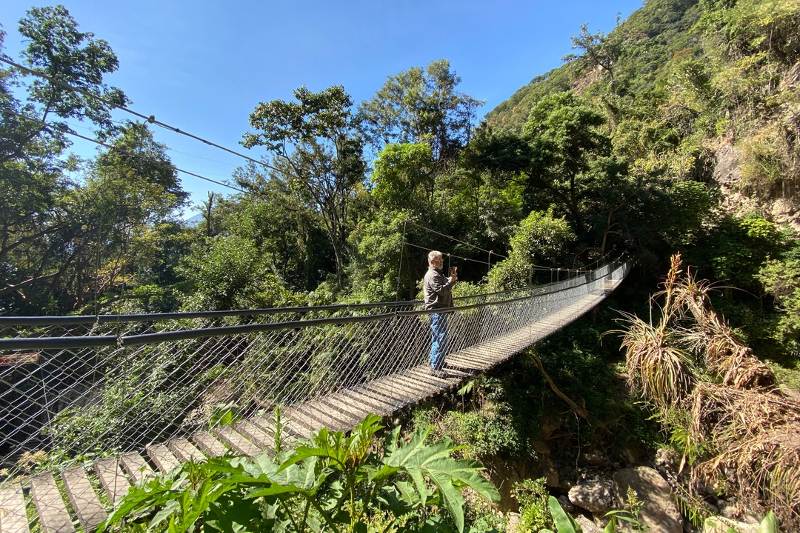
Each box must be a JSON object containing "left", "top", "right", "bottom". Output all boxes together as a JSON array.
[{"left": 0, "top": 281, "right": 619, "bottom": 533}]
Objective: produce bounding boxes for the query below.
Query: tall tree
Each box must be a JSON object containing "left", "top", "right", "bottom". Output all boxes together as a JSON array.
[
  {"left": 59, "top": 122, "right": 183, "bottom": 310},
  {"left": 230, "top": 164, "right": 335, "bottom": 291},
  {"left": 243, "top": 86, "right": 366, "bottom": 284},
  {"left": 522, "top": 92, "right": 619, "bottom": 233},
  {"left": 201, "top": 192, "right": 217, "bottom": 237},
  {"left": 0, "top": 6, "right": 126, "bottom": 312},
  {"left": 371, "top": 142, "right": 435, "bottom": 212},
  {"left": 359, "top": 60, "right": 482, "bottom": 162},
  {"left": 2, "top": 5, "right": 125, "bottom": 164},
  {"left": 563, "top": 23, "right": 622, "bottom": 82}
]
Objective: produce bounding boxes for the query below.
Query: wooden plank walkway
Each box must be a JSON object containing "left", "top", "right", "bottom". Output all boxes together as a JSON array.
[{"left": 0, "top": 280, "right": 621, "bottom": 533}]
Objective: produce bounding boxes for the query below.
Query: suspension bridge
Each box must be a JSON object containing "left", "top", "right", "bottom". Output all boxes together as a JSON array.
[{"left": 0, "top": 259, "right": 629, "bottom": 532}]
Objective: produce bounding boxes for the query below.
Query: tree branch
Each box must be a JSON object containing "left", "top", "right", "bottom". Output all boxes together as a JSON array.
[{"left": 531, "top": 354, "right": 589, "bottom": 419}]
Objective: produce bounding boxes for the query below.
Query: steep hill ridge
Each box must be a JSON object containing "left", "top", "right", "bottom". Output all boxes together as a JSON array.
[{"left": 485, "top": 0, "right": 800, "bottom": 230}]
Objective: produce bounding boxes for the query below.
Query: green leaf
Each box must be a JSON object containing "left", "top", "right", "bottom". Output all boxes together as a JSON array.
[
  {"left": 758, "top": 511, "right": 779, "bottom": 533},
  {"left": 245, "top": 483, "right": 306, "bottom": 499},
  {"left": 148, "top": 498, "right": 181, "bottom": 530},
  {"left": 430, "top": 469, "right": 466, "bottom": 532},
  {"left": 366, "top": 463, "right": 400, "bottom": 482},
  {"left": 548, "top": 496, "right": 579, "bottom": 533},
  {"left": 384, "top": 427, "right": 435, "bottom": 467},
  {"left": 430, "top": 458, "right": 500, "bottom": 502},
  {"left": 281, "top": 445, "right": 337, "bottom": 469},
  {"left": 384, "top": 425, "right": 402, "bottom": 455},
  {"left": 457, "top": 379, "right": 476, "bottom": 397},
  {"left": 408, "top": 467, "right": 430, "bottom": 503},
  {"left": 381, "top": 428, "right": 499, "bottom": 531}
]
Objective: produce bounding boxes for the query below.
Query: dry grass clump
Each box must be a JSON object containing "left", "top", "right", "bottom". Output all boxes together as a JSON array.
[
  {"left": 619, "top": 313, "right": 693, "bottom": 407},
  {"left": 617, "top": 255, "right": 696, "bottom": 407},
  {"left": 680, "top": 313, "right": 775, "bottom": 389},
  {"left": 618, "top": 254, "right": 798, "bottom": 526},
  {"left": 689, "top": 383, "right": 800, "bottom": 526},
  {"left": 674, "top": 269, "right": 775, "bottom": 390},
  {"left": 620, "top": 254, "right": 776, "bottom": 396}
]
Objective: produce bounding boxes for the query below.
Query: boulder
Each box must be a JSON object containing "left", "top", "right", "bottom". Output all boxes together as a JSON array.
[
  {"left": 574, "top": 514, "right": 602, "bottom": 533},
  {"left": 713, "top": 142, "right": 742, "bottom": 190},
  {"left": 770, "top": 198, "right": 800, "bottom": 233},
  {"left": 719, "top": 501, "right": 759, "bottom": 525},
  {"left": 654, "top": 447, "right": 679, "bottom": 474},
  {"left": 703, "top": 516, "right": 759, "bottom": 533},
  {"left": 613, "top": 466, "right": 682, "bottom": 533},
  {"left": 568, "top": 479, "right": 615, "bottom": 514}
]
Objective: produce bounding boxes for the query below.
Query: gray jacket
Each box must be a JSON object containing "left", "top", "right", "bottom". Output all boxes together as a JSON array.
[{"left": 423, "top": 267, "right": 453, "bottom": 310}]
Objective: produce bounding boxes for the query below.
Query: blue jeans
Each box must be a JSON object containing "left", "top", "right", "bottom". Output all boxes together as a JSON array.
[{"left": 429, "top": 314, "right": 448, "bottom": 370}]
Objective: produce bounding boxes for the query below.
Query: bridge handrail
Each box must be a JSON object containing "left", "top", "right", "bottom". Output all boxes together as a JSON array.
[
  {"left": 0, "top": 259, "right": 626, "bottom": 350},
  {"left": 0, "top": 256, "right": 624, "bottom": 327}
]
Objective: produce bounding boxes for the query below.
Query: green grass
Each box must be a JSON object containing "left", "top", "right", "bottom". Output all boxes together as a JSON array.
[{"left": 769, "top": 359, "right": 800, "bottom": 391}]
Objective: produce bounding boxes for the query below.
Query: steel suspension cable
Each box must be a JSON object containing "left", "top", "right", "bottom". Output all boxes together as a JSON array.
[
  {"left": 0, "top": 55, "right": 282, "bottom": 175},
  {"left": 7, "top": 107, "right": 249, "bottom": 194},
  {"left": 402, "top": 240, "right": 493, "bottom": 266},
  {"left": 406, "top": 220, "right": 508, "bottom": 259}
]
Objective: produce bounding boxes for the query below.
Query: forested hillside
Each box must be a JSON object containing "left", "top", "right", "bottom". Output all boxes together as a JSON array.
[
  {"left": 487, "top": 0, "right": 799, "bottom": 230},
  {"left": 479, "top": 0, "right": 800, "bottom": 527},
  {"left": 2, "top": 0, "right": 800, "bottom": 530}
]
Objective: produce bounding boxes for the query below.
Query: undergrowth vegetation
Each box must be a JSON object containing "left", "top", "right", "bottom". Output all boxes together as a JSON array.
[
  {"left": 619, "top": 254, "right": 800, "bottom": 527},
  {"left": 99, "top": 415, "right": 499, "bottom": 532}
]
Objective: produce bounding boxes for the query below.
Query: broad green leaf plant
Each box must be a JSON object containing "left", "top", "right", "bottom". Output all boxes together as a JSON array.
[
  {"left": 98, "top": 414, "right": 499, "bottom": 532},
  {"left": 541, "top": 496, "right": 644, "bottom": 533}
]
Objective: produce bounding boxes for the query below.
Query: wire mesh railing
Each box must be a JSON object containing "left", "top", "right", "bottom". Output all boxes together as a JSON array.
[{"left": 0, "top": 260, "right": 629, "bottom": 487}]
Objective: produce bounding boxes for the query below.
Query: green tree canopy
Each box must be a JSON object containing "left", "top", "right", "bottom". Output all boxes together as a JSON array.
[
  {"left": 522, "top": 91, "right": 613, "bottom": 229},
  {"left": 179, "top": 234, "right": 298, "bottom": 311},
  {"left": 229, "top": 164, "right": 335, "bottom": 291},
  {"left": 371, "top": 142, "right": 435, "bottom": 211},
  {"left": 0, "top": 5, "right": 132, "bottom": 313},
  {"left": 488, "top": 210, "right": 576, "bottom": 290},
  {"left": 359, "top": 59, "right": 482, "bottom": 162},
  {"left": 4, "top": 4, "right": 126, "bottom": 164},
  {"left": 243, "top": 86, "right": 366, "bottom": 284}
]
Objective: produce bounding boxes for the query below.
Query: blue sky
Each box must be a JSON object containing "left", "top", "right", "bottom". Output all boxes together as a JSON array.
[{"left": 1, "top": 1, "right": 642, "bottom": 215}]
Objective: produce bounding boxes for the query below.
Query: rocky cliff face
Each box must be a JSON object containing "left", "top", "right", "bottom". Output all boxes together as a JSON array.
[{"left": 713, "top": 141, "right": 800, "bottom": 233}]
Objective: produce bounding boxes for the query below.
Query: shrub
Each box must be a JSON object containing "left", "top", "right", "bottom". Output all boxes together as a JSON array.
[
  {"left": 99, "top": 415, "right": 500, "bottom": 533},
  {"left": 758, "top": 251, "right": 800, "bottom": 354},
  {"left": 513, "top": 477, "right": 552, "bottom": 532},
  {"left": 178, "top": 235, "right": 299, "bottom": 310},
  {"left": 739, "top": 126, "right": 787, "bottom": 198},
  {"left": 466, "top": 509, "right": 506, "bottom": 533},
  {"left": 488, "top": 210, "right": 575, "bottom": 291},
  {"left": 441, "top": 404, "right": 523, "bottom": 458},
  {"left": 704, "top": 213, "right": 787, "bottom": 291}
]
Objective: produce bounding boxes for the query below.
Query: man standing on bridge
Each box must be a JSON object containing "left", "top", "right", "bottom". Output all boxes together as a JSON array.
[{"left": 424, "top": 250, "right": 457, "bottom": 376}]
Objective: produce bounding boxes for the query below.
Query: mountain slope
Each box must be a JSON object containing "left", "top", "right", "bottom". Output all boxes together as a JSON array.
[
  {"left": 486, "top": 0, "right": 701, "bottom": 133},
  {"left": 485, "top": 0, "right": 800, "bottom": 229}
]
